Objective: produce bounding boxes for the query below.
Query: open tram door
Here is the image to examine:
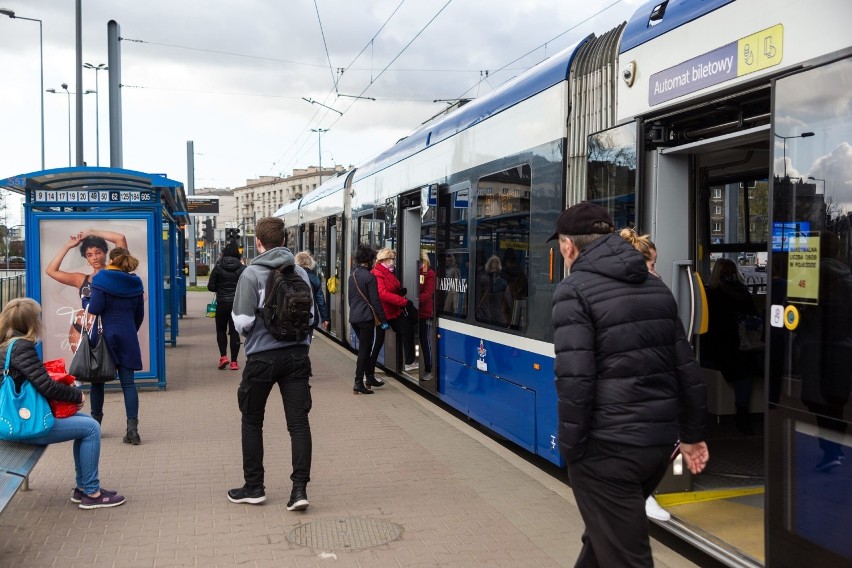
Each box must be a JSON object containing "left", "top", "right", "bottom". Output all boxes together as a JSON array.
[
  {"left": 393, "top": 188, "right": 437, "bottom": 394},
  {"left": 639, "top": 110, "right": 774, "bottom": 565}
]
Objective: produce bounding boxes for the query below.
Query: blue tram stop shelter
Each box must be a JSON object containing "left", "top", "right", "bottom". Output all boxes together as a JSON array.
[{"left": 0, "top": 166, "right": 192, "bottom": 389}]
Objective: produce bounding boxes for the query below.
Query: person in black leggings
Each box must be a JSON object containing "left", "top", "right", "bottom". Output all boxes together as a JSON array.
[{"left": 208, "top": 242, "right": 246, "bottom": 370}]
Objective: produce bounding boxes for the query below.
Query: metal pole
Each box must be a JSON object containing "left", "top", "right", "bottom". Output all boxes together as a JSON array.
[
  {"left": 95, "top": 70, "right": 100, "bottom": 166},
  {"left": 63, "top": 84, "right": 71, "bottom": 167},
  {"left": 38, "top": 19, "right": 43, "bottom": 169},
  {"left": 311, "top": 128, "right": 328, "bottom": 185},
  {"left": 75, "top": 0, "right": 83, "bottom": 166}
]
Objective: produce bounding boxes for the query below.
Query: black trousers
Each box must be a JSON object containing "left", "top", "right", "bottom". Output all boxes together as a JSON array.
[
  {"left": 352, "top": 321, "right": 377, "bottom": 380},
  {"left": 237, "top": 346, "right": 312, "bottom": 489},
  {"left": 566, "top": 439, "right": 671, "bottom": 568},
  {"left": 214, "top": 300, "right": 240, "bottom": 360}
]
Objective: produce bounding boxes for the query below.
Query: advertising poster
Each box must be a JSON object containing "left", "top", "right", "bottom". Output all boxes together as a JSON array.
[{"left": 38, "top": 218, "right": 151, "bottom": 372}]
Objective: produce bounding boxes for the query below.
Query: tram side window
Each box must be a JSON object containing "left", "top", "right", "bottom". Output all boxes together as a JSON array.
[
  {"left": 437, "top": 184, "right": 469, "bottom": 319},
  {"left": 587, "top": 123, "right": 637, "bottom": 228},
  {"left": 473, "top": 165, "right": 531, "bottom": 331}
]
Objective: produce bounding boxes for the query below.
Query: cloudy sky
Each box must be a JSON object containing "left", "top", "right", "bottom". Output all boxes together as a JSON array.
[{"left": 0, "top": 0, "right": 642, "bottom": 200}]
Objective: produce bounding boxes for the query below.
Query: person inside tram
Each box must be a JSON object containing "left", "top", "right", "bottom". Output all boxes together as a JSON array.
[
  {"left": 46, "top": 229, "right": 128, "bottom": 353},
  {"left": 476, "top": 255, "right": 508, "bottom": 326},
  {"left": 796, "top": 232, "right": 851, "bottom": 472},
  {"left": 418, "top": 251, "right": 436, "bottom": 381},
  {"left": 620, "top": 228, "right": 671, "bottom": 522},
  {"left": 442, "top": 253, "right": 461, "bottom": 314},
  {"left": 500, "top": 249, "right": 528, "bottom": 328},
  {"left": 702, "top": 257, "right": 762, "bottom": 435}
]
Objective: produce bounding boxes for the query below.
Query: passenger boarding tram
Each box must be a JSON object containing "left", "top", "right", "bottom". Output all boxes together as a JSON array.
[{"left": 275, "top": 1, "right": 851, "bottom": 565}]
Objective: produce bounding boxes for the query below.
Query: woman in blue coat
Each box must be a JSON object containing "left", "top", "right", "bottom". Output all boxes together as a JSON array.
[{"left": 87, "top": 247, "right": 145, "bottom": 445}]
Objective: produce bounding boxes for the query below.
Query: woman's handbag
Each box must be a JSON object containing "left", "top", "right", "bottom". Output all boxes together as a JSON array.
[
  {"left": 206, "top": 296, "right": 217, "bottom": 318},
  {"left": 0, "top": 338, "right": 55, "bottom": 441},
  {"left": 69, "top": 309, "right": 117, "bottom": 383},
  {"left": 737, "top": 314, "right": 765, "bottom": 352},
  {"left": 352, "top": 272, "right": 381, "bottom": 326}
]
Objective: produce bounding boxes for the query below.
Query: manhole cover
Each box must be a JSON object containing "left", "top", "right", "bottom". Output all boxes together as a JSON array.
[{"left": 287, "top": 517, "right": 403, "bottom": 550}]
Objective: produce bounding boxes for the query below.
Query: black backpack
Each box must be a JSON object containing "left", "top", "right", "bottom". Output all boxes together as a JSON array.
[{"left": 257, "top": 264, "right": 314, "bottom": 342}]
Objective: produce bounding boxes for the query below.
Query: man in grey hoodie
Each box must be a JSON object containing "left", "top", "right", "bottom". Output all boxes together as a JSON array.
[{"left": 227, "top": 216, "right": 314, "bottom": 511}]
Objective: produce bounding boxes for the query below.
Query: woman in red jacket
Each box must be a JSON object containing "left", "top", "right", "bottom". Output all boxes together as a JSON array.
[
  {"left": 371, "top": 248, "right": 416, "bottom": 373},
  {"left": 418, "top": 251, "right": 436, "bottom": 381}
]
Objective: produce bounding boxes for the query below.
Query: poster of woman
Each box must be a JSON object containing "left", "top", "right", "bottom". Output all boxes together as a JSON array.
[{"left": 38, "top": 218, "right": 150, "bottom": 373}]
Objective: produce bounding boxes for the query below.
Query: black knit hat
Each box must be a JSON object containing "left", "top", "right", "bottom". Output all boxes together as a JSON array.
[
  {"left": 222, "top": 242, "right": 242, "bottom": 259},
  {"left": 546, "top": 201, "right": 614, "bottom": 242}
]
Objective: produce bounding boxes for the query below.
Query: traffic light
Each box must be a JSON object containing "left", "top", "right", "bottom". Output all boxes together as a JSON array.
[
  {"left": 203, "top": 219, "right": 214, "bottom": 242},
  {"left": 225, "top": 228, "right": 241, "bottom": 241}
]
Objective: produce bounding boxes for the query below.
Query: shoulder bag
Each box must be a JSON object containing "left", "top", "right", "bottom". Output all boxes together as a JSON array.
[
  {"left": 353, "top": 270, "right": 381, "bottom": 326},
  {"left": 69, "top": 306, "right": 117, "bottom": 383},
  {"left": 0, "top": 338, "right": 55, "bottom": 441}
]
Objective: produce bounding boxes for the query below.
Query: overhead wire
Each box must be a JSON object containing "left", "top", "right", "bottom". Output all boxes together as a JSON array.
[
  {"left": 452, "top": 0, "right": 624, "bottom": 101},
  {"left": 312, "top": 0, "right": 339, "bottom": 94}
]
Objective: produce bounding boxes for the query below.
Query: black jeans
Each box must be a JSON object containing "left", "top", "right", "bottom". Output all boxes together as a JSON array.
[
  {"left": 237, "top": 345, "right": 312, "bottom": 489},
  {"left": 215, "top": 300, "right": 240, "bottom": 360},
  {"left": 352, "top": 321, "right": 377, "bottom": 380},
  {"left": 566, "top": 439, "right": 671, "bottom": 568}
]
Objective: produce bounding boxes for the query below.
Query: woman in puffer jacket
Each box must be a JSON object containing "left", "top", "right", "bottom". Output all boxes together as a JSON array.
[
  {"left": 208, "top": 242, "right": 246, "bottom": 370},
  {"left": 0, "top": 298, "right": 125, "bottom": 509},
  {"left": 372, "top": 248, "right": 417, "bottom": 372}
]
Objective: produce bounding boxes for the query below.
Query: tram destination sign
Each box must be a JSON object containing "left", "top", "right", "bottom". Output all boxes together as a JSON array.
[{"left": 187, "top": 196, "right": 220, "bottom": 215}]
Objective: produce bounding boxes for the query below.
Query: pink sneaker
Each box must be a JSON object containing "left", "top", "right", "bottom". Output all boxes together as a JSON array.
[
  {"left": 229, "top": 361, "right": 239, "bottom": 371},
  {"left": 218, "top": 355, "right": 228, "bottom": 369}
]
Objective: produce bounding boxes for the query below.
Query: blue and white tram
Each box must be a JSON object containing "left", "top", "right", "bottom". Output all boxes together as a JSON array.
[{"left": 279, "top": 0, "right": 850, "bottom": 565}]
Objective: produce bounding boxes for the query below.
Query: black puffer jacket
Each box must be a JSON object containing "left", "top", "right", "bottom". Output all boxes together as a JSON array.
[
  {"left": 552, "top": 233, "right": 706, "bottom": 464},
  {"left": 208, "top": 256, "right": 246, "bottom": 303},
  {"left": 0, "top": 339, "right": 82, "bottom": 404}
]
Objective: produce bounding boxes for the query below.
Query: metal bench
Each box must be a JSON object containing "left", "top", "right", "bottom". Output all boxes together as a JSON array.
[{"left": 0, "top": 441, "right": 46, "bottom": 514}]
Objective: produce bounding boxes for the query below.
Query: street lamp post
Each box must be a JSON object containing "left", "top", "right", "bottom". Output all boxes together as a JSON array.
[
  {"left": 775, "top": 131, "right": 814, "bottom": 177},
  {"left": 807, "top": 176, "right": 825, "bottom": 194},
  {"left": 310, "top": 128, "right": 328, "bottom": 185},
  {"left": 47, "top": 85, "right": 95, "bottom": 167},
  {"left": 1, "top": 9, "right": 45, "bottom": 170},
  {"left": 83, "top": 63, "right": 107, "bottom": 166}
]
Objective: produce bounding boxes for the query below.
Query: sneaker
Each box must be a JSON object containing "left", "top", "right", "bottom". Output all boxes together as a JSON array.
[
  {"left": 227, "top": 486, "right": 266, "bottom": 504},
  {"left": 229, "top": 361, "right": 239, "bottom": 371},
  {"left": 218, "top": 355, "right": 229, "bottom": 369},
  {"left": 79, "top": 491, "right": 126, "bottom": 509},
  {"left": 421, "top": 372, "right": 433, "bottom": 382},
  {"left": 71, "top": 487, "right": 117, "bottom": 503},
  {"left": 287, "top": 486, "right": 309, "bottom": 511},
  {"left": 404, "top": 363, "right": 418, "bottom": 372},
  {"left": 365, "top": 375, "right": 385, "bottom": 388},
  {"left": 815, "top": 457, "right": 842, "bottom": 473},
  {"left": 645, "top": 496, "right": 671, "bottom": 521}
]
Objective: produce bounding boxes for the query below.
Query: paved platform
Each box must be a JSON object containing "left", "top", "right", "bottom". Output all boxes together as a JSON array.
[{"left": 0, "top": 291, "right": 701, "bottom": 567}]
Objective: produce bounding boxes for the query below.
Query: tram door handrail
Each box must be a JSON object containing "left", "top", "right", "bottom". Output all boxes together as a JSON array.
[{"left": 671, "top": 260, "right": 707, "bottom": 342}]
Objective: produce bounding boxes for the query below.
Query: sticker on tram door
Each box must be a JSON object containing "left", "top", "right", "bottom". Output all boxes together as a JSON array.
[{"left": 770, "top": 305, "right": 785, "bottom": 328}]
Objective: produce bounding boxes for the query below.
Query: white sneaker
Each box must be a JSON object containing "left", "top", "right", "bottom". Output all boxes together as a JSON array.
[
  {"left": 645, "top": 496, "right": 670, "bottom": 521},
  {"left": 404, "top": 363, "right": 418, "bottom": 372}
]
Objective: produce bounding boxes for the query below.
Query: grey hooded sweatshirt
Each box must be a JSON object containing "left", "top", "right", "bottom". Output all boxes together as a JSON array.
[{"left": 232, "top": 246, "right": 314, "bottom": 355}]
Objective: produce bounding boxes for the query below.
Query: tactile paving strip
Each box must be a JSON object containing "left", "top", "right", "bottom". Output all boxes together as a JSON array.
[{"left": 287, "top": 517, "right": 403, "bottom": 550}]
